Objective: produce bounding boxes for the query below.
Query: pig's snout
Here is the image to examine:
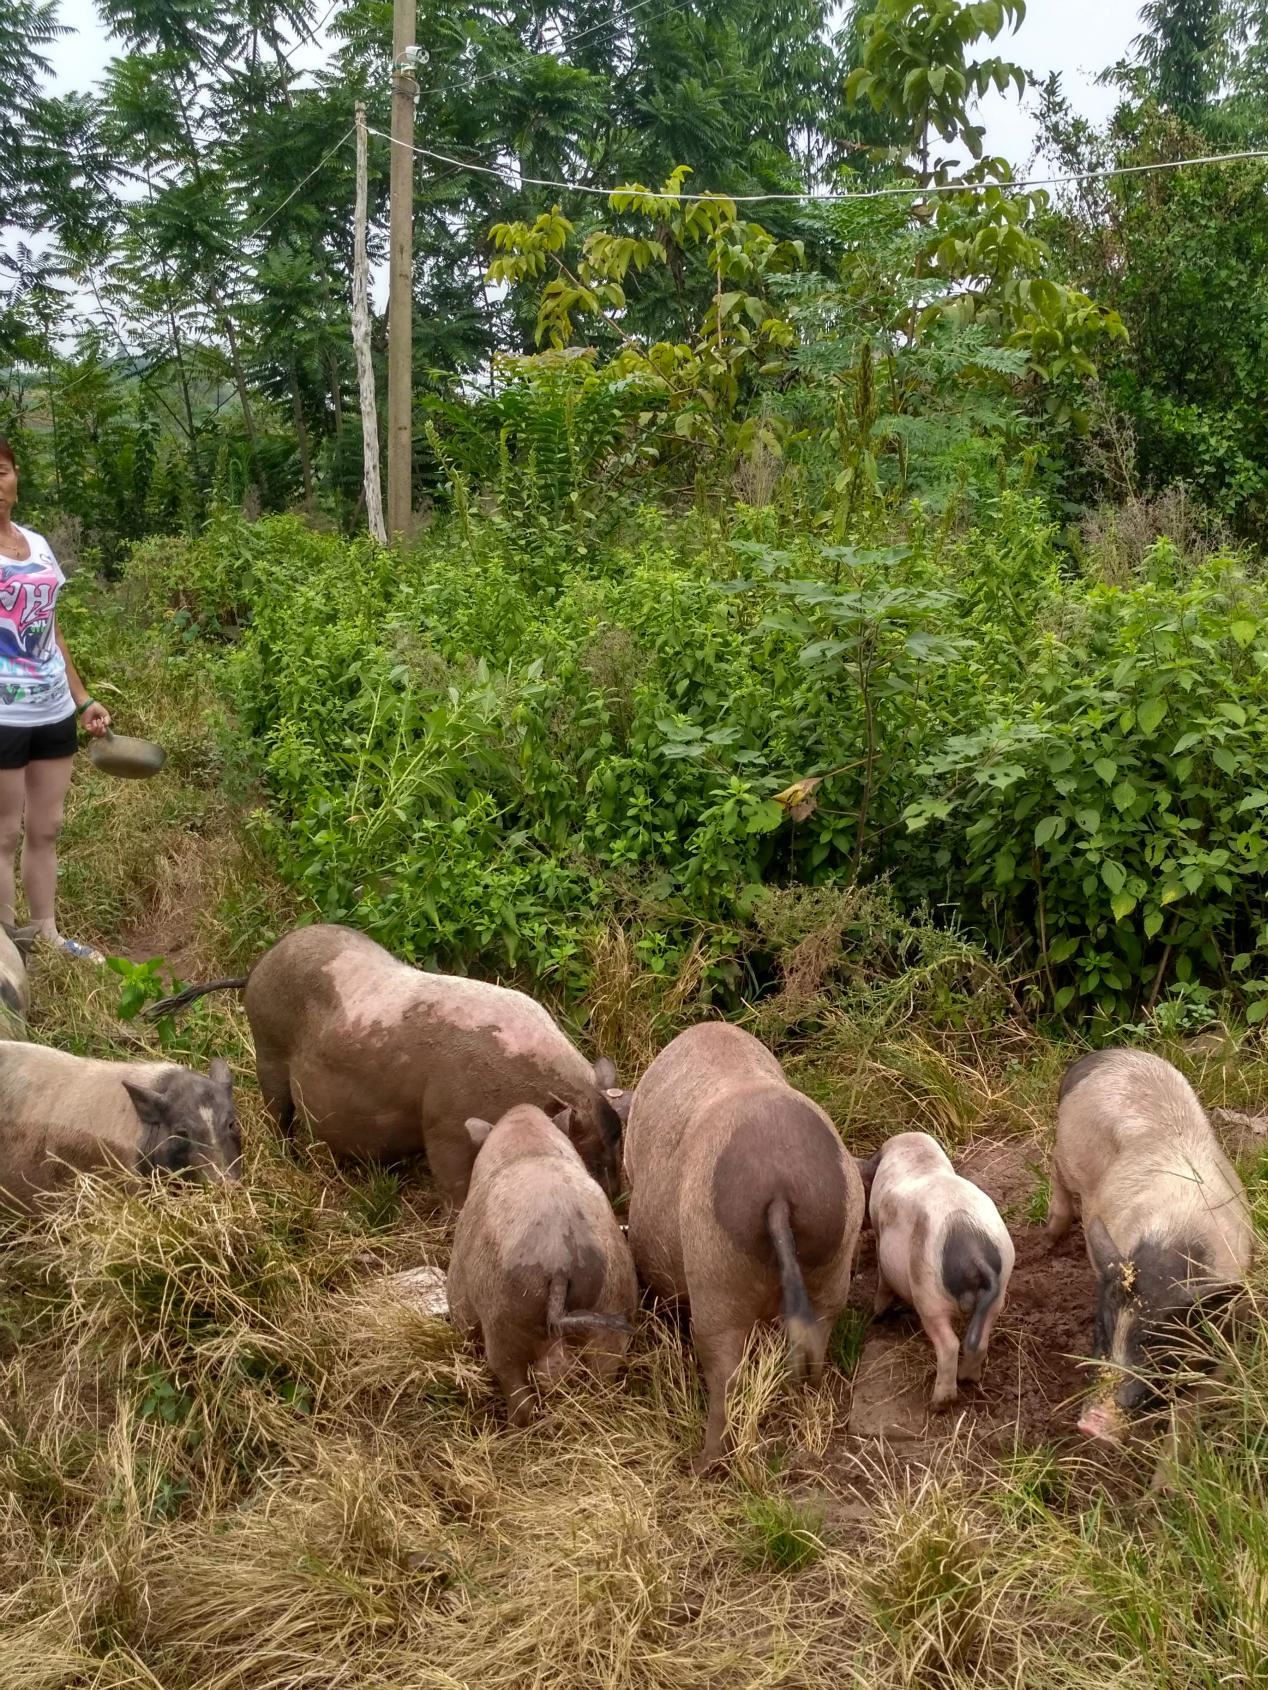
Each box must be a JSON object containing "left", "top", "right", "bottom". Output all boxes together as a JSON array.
[{"left": 1077, "top": 1399, "right": 1126, "bottom": 1444}]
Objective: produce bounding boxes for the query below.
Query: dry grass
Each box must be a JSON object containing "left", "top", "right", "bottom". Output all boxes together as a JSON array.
[
  {"left": 580, "top": 922, "right": 715, "bottom": 1078},
  {"left": 5, "top": 1106, "right": 1268, "bottom": 1688},
  {"left": 5, "top": 605, "right": 1268, "bottom": 1688}
]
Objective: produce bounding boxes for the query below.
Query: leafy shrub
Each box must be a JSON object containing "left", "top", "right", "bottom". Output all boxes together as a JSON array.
[{"left": 125, "top": 499, "right": 1268, "bottom": 1022}]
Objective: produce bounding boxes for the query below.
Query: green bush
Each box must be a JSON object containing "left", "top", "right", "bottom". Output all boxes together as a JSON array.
[{"left": 126, "top": 499, "right": 1268, "bottom": 1023}]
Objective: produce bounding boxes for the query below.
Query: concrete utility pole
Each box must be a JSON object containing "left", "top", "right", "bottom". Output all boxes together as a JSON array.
[
  {"left": 352, "top": 104, "right": 387, "bottom": 544},
  {"left": 387, "top": 0, "right": 417, "bottom": 542}
]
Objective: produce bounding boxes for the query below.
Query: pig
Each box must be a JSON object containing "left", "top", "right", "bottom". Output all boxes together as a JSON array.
[
  {"left": 145, "top": 924, "right": 629, "bottom": 1206},
  {"left": 0, "top": 927, "right": 29, "bottom": 1026},
  {"left": 447, "top": 1102, "right": 638, "bottom": 1422},
  {"left": 1047, "top": 1049, "right": 1253, "bottom": 1450},
  {"left": 623, "top": 1022, "right": 865, "bottom": 1471},
  {"left": 861, "top": 1131, "right": 1015, "bottom": 1408},
  {"left": 0, "top": 1040, "right": 240, "bottom": 1209}
]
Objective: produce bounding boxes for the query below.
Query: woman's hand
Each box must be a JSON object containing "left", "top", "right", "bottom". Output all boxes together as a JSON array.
[{"left": 80, "top": 701, "right": 111, "bottom": 738}]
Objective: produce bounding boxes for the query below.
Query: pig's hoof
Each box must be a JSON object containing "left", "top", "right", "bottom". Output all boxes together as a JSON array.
[
  {"left": 929, "top": 1391, "right": 958, "bottom": 1413},
  {"left": 691, "top": 1450, "right": 723, "bottom": 1477}
]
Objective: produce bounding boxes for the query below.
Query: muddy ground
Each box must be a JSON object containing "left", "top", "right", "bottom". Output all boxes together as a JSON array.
[{"left": 839, "top": 1136, "right": 1099, "bottom": 1461}]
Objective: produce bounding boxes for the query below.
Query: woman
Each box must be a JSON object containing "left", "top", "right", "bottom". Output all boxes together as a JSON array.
[{"left": 0, "top": 438, "right": 110, "bottom": 960}]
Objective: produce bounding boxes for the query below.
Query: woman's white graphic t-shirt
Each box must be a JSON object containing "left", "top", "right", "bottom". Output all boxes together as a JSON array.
[{"left": 0, "top": 526, "right": 74, "bottom": 726}]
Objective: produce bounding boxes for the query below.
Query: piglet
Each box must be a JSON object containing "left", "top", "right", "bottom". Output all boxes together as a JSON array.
[
  {"left": 447, "top": 1103, "right": 638, "bottom": 1424},
  {"left": 862, "top": 1131, "right": 1015, "bottom": 1408},
  {"left": 1048, "top": 1049, "right": 1252, "bottom": 1461}
]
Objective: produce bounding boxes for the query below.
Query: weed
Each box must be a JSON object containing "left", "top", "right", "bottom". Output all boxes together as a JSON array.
[
  {"left": 830, "top": 1307, "right": 871, "bottom": 1378},
  {"left": 1026, "top": 1173, "right": 1051, "bottom": 1228},
  {"left": 343, "top": 1168, "right": 404, "bottom": 1236},
  {"left": 735, "top": 1491, "right": 826, "bottom": 1572}
]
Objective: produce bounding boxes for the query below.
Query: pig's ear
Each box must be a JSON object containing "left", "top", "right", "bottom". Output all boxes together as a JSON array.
[
  {"left": 551, "top": 1103, "right": 574, "bottom": 1137},
  {"left": 208, "top": 1057, "right": 233, "bottom": 1097},
  {"left": 122, "top": 1082, "right": 167, "bottom": 1133},
  {"left": 593, "top": 1056, "right": 618, "bottom": 1091},
  {"left": 1085, "top": 1216, "right": 1122, "bottom": 1278},
  {"left": 464, "top": 1117, "right": 494, "bottom": 1149}
]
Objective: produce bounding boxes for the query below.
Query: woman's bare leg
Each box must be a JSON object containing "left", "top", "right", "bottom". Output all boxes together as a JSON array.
[
  {"left": 21, "top": 755, "right": 75, "bottom": 931},
  {"left": 0, "top": 767, "right": 26, "bottom": 930}
]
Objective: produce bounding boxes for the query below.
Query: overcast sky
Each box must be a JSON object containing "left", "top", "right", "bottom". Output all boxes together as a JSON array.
[{"left": 41, "top": 0, "right": 1145, "bottom": 172}]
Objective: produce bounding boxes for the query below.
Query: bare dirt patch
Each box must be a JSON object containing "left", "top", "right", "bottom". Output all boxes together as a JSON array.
[{"left": 838, "top": 1136, "right": 1099, "bottom": 1465}]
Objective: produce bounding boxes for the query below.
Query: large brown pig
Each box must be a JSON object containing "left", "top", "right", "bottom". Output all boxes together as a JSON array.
[
  {"left": 447, "top": 1103, "right": 637, "bottom": 1422},
  {"left": 861, "top": 1131, "right": 1015, "bottom": 1407},
  {"left": 1048, "top": 1049, "right": 1252, "bottom": 1450},
  {"left": 0, "top": 1041, "right": 240, "bottom": 1209},
  {"left": 147, "top": 924, "right": 628, "bottom": 1205},
  {"left": 624, "top": 1022, "right": 864, "bottom": 1471}
]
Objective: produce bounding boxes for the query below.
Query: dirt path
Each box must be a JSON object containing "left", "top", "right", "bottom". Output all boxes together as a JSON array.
[{"left": 116, "top": 912, "right": 205, "bottom": 983}]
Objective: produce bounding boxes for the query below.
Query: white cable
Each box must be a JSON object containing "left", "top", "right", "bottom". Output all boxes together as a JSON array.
[
  {"left": 366, "top": 126, "right": 1268, "bottom": 204},
  {"left": 244, "top": 126, "right": 356, "bottom": 238}
]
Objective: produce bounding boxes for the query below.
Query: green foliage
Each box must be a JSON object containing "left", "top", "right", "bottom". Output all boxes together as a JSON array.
[
  {"left": 847, "top": 0, "right": 1028, "bottom": 172},
  {"left": 106, "top": 955, "right": 172, "bottom": 1022},
  {"left": 735, "top": 1491, "right": 826, "bottom": 1572},
  {"left": 904, "top": 542, "right": 1268, "bottom": 1020},
  {"left": 124, "top": 496, "right": 1268, "bottom": 1025}
]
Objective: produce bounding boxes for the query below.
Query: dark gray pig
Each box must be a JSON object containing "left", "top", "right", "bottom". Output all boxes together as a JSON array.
[
  {"left": 146, "top": 924, "right": 629, "bottom": 1205},
  {"left": 1048, "top": 1048, "right": 1252, "bottom": 1446},
  {"left": 863, "top": 1131, "right": 1015, "bottom": 1407},
  {"left": 447, "top": 1103, "right": 638, "bottom": 1422},
  {"left": 624, "top": 1022, "right": 864, "bottom": 1471},
  {"left": 0, "top": 1040, "right": 240, "bottom": 1208}
]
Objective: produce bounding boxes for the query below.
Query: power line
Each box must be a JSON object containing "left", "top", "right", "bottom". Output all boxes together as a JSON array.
[
  {"left": 309, "top": 0, "right": 341, "bottom": 38},
  {"left": 244, "top": 126, "right": 356, "bottom": 240},
  {"left": 367, "top": 127, "right": 1268, "bottom": 204}
]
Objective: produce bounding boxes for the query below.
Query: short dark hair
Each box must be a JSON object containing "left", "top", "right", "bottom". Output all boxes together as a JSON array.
[{"left": 0, "top": 439, "right": 14, "bottom": 469}]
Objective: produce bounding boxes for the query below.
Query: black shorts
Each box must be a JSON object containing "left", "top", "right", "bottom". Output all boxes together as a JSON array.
[{"left": 0, "top": 713, "right": 78, "bottom": 770}]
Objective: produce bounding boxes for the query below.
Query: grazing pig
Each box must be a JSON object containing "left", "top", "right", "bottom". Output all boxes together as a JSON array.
[
  {"left": 1047, "top": 1049, "right": 1252, "bottom": 1448},
  {"left": 0, "top": 928, "right": 28, "bottom": 1026},
  {"left": 447, "top": 1103, "right": 638, "bottom": 1422},
  {"left": 146, "top": 924, "right": 629, "bottom": 1206},
  {"left": 624, "top": 1022, "right": 865, "bottom": 1471},
  {"left": 0, "top": 1041, "right": 240, "bottom": 1209},
  {"left": 862, "top": 1132, "right": 1015, "bottom": 1408}
]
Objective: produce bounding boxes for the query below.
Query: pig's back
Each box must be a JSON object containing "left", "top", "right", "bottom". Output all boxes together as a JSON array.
[
  {"left": 0, "top": 1043, "right": 172, "bottom": 1200},
  {"left": 464, "top": 1152, "right": 624, "bottom": 1318},
  {"left": 690, "top": 1084, "right": 851, "bottom": 1270},
  {"left": 247, "top": 924, "right": 591, "bottom": 1082},
  {"left": 625, "top": 1022, "right": 785, "bottom": 1180},
  {"left": 1059, "top": 1049, "right": 1252, "bottom": 1272}
]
